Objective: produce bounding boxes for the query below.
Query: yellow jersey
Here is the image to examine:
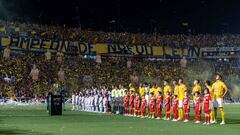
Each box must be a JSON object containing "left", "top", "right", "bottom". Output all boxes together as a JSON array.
[
  {"left": 129, "top": 87, "right": 135, "bottom": 92},
  {"left": 206, "top": 85, "right": 213, "bottom": 99},
  {"left": 192, "top": 85, "right": 201, "bottom": 100},
  {"left": 178, "top": 84, "right": 187, "bottom": 100},
  {"left": 163, "top": 85, "right": 172, "bottom": 99},
  {"left": 212, "top": 80, "right": 227, "bottom": 99},
  {"left": 150, "top": 87, "right": 155, "bottom": 94},
  {"left": 139, "top": 87, "right": 145, "bottom": 97},
  {"left": 174, "top": 85, "right": 179, "bottom": 96},
  {"left": 155, "top": 87, "right": 162, "bottom": 97}
]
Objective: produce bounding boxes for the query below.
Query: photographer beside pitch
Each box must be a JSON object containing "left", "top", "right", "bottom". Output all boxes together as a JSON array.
[{"left": 211, "top": 74, "right": 228, "bottom": 125}]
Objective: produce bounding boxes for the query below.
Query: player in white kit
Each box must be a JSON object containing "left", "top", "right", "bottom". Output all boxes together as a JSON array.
[
  {"left": 94, "top": 92, "right": 99, "bottom": 112},
  {"left": 98, "top": 93, "right": 103, "bottom": 113},
  {"left": 72, "top": 92, "right": 76, "bottom": 111},
  {"left": 90, "top": 93, "right": 95, "bottom": 112},
  {"left": 75, "top": 93, "right": 79, "bottom": 110}
]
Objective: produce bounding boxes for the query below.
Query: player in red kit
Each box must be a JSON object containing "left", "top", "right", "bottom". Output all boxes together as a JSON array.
[
  {"left": 141, "top": 95, "right": 147, "bottom": 118},
  {"left": 134, "top": 93, "right": 141, "bottom": 117},
  {"left": 123, "top": 91, "right": 130, "bottom": 116},
  {"left": 156, "top": 91, "right": 163, "bottom": 119},
  {"left": 183, "top": 91, "right": 190, "bottom": 122},
  {"left": 203, "top": 88, "right": 211, "bottom": 125},
  {"left": 164, "top": 91, "right": 171, "bottom": 120},
  {"left": 194, "top": 92, "right": 201, "bottom": 123},
  {"left": 149, "top": 92, "right": 155, "bottom": 119},
  {"left": 172, "top": 95, "right": 179, "bottom": 121},
  {"left": 129, "top": 90, "right": 135, "bottom": 116}
]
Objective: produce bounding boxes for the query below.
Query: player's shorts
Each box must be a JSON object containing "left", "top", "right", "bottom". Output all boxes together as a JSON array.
[
  {"left": 149, "top": 105, "right": 154, "bottom": 112},
  {"left": 130, "top": 103, "right": 134, "bottom": 108},
  {"left": 178, "top": 100, "right": 183, "bottom": 108},
  {"left": 213, "top": 98, "right": 223, "bottom": 108},
  {"left": 195, "top": 109, "right": 201, "bottom": 115},
  {"left": 165, "top": 104, "right": 170, "bottom": 112},
  {"left": 184, "top": 106, "right": 190, "bottom": 113},
  {"left": 204, "top": 106, "right": 210, "bottom": 114},
  {"left": 124, "top": 102, "right": 129, "bottom": 108}
]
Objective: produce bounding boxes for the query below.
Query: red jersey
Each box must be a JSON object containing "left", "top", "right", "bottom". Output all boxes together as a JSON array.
[
  {"left": 172, "top": 97, "right": 179, "bottom": 109},
  {"left": 124, "top": 95, "right": 129, "bottom": 107},
  {"left": 141, "top": 98, "right": 147, "bottom": 109},
  {"left": 149, "top": 96, "right": 155, "bottom": 112},
  {"left": 194, "top": 97, "right": 201, "bottom": 114},
  {"left": 203, "top": 94, "right": 211, "bottom": 114},
  {"left": 156, "top": 96, "right": 163, "bottom": 107},
  {"left": 129, "top": 94, "right": 135, "bottom": 107},
  {"left": 135, "top": 96, "right": 141, "bottom": 110},
  {"left": 183, "top": 97, "right": 190, "bottom": 113},
  {"left": 194, "top": 97, "right": 201, "bottom": 108},
  {"left": 203, "top": 94, "right": 211, "bottom": 105},
  {"left": 165, "top": 96, "right": 171, "bottom": 111}
]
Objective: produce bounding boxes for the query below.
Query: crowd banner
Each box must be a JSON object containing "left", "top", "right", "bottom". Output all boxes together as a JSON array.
[
  {"left": 202, "top": 47, "right": 240, "bottom": 58},
  {"left": 0, "top": 35, "right": 202, "bottom": 58}
]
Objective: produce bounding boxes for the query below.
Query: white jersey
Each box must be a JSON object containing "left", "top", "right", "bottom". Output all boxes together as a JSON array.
[
  {"left": 98, "top": 96, "right": 103, "bottom": 107},
  {"left": 75, "top": 95, "right": 79, "bottom": 105},
  {"left": 72, "top": 94, "right": 76, "bottom": 104},
  {"left": 103, "top": 97, "right": 108, "bottom": 106},
  {"left": 90, "top": 96, "right": 94, "bottom": 106},
  {"left": 78, "top": 96, "right": 82, "bottom": 105},
  {"left": 145, "top": 94, "right": 149, "bottom": 106},
  {"left": 81, "top": 97, "right": 85, "bottom": 105},
  {"left": 85, "top": 97, "right": 89, "bottom": 106},
  {"left": 94, "top": 95, "right": 99, "bottom": 106}
]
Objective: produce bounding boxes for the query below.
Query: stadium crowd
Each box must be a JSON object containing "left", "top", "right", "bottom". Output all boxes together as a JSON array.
[
  {"left": 2, "top": 19, "right": 240, "bottom": 47},
  {"left": 0, "top": 19, "right": 239, "bottom": 127}
]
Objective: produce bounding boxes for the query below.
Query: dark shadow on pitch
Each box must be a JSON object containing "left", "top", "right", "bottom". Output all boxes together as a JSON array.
[{"left": 0, "top": 128, "right": 53, "bottom": 135}]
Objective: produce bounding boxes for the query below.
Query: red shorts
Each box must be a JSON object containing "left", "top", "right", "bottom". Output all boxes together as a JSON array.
[
  {"left": 195, "top": 109, "right": 201, "bottom": 115},
  {"left": 141, "top": 106, "right": 146, "bottom": 113},
  {"left": 135, "top": 106, "right": 140, "bottom": 110},
  {"left": 165, "top": 104, "right": 170, "bottom": 112},
  {"left": 149, "top": 104, "right": 154, "bottom": 112},
  {"left": 204, "top": 106, "right": 210, "bottom": 114},
  {"left": 173, "top": 107, "right": 178, "bottom": 113},
  {"left": 184, "top": 106, "right": 190, "bottom": 113},
  {"left": 124, "top": 102, "right": 129, "bottom": 108},
  {"left": 130, "top": 104, "right": 134, "bottom": 109},
  {"left": 156, "top": 104, "right": 162, "bottom": 111}
]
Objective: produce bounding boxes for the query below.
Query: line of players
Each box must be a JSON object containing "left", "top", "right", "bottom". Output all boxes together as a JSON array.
[
  {"left": 123, "top": 76, "right": 228, "bottom": 125},
  {"left": 123, "top": 87, "right": 212, "bottom": 125},
  {"left": 71, "top": 74, "right": 228, "bottom": 125},
  {"left": 72, "top": 88, "right": 111, "bottom": 113}
]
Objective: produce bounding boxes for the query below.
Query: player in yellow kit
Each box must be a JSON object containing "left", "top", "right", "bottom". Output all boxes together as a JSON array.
[
  {"left": 173, "top": 80, "right": 179, "bottom": 96},
  {"left": 150, "top": 84, "right": 162, "bottom": 98},
  {"left": 192, "top": 80, "right": 201, "bottom": 101},
  {"left": 212, "top": 74, "right": 228, "bottom": 125},
  {"left": 129, "top": 83, "right": 136, "bottom": 92},
  {"left": 177, "top": 78, "right": 187, "bottom": 121},
  {"left": 139, "top": 83, "right": 145, "bottom": 97},
  {"left": 155, "top": 84, "right": 162, "bottom": 97},
  {"left": 163, "top": 80, "right": 172, "bottom": 99}
]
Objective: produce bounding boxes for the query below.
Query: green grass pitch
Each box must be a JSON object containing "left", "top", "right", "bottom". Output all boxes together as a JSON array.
[{"left": 0, "top": 104, "right": 239, "bottom": 135}]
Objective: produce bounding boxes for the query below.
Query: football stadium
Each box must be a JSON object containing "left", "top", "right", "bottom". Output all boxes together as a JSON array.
[{"left": 0, "top": 0, "right": 240, "bottom": 135}]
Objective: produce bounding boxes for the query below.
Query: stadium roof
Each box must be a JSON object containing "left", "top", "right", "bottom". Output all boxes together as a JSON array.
[{"left": 0, "top": 0, "right": 239, "bottom": 34}]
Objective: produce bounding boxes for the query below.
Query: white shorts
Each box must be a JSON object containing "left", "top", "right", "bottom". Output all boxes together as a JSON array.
[
  {"left": 213, "top": 99, "right": 223, "bottom": 108},
  {"left": 178, "top": 100, "right": 183, "bottom": 108}
]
